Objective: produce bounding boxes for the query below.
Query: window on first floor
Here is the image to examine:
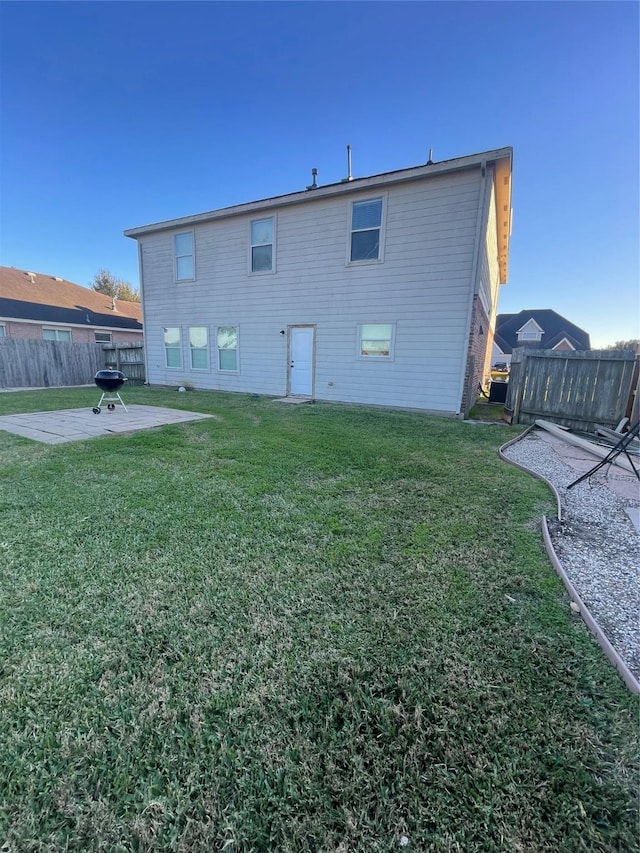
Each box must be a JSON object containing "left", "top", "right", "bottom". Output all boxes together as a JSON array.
[
  {"left": 164, "top": 327, "right": 182, "bottom": 368},
  {"left": 250, "top": 217, "right": 274, "bottom": 273},
  {"left": 94, "top": 332, "right": 112, "bottom": 343},
  {"left": 174, "top": 231, "right": 194, "bottom": 281},
  {"left": 358, "top": 323, "right": 394, "bottom": 359},
  {"left": 0, "top": 325, "right": 5, "bottom": 338},
  {"left": 190, "top": 326, "right": 209, "bottom": 369},
  {"left": 217, "top": 326, "right": 238, "bottom": 371},
  {"left": 350, "top": 197, "right": 383, "bottom": 262},
  {"left": 43, "top": 328, "right": 71, "bottom": 342}
]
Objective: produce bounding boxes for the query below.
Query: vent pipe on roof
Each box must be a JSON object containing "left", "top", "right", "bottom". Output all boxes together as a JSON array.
[
  {"left": 26, "top": 271, "right": 36, "bottom": 283},
  {"left": 426, "top": 149, "right": 434, "bottom": 166},
  {"left": 111, "top": 297, "right": 118, "bottom": 312},
  {"left": 306, "top": 167, "right": 318, "bottom": 191},
  {"left": 341, "top": 144, "right": 353, "bottom": 182}
]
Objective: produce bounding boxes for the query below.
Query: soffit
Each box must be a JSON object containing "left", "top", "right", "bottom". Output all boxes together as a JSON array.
[{"left": 493, "top": 154, "right": 512, "bottom": 285}]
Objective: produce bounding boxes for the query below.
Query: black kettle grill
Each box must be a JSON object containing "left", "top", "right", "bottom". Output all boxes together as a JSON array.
[{"left": 92, "top": 369, "right": 128, "bottom": 414}]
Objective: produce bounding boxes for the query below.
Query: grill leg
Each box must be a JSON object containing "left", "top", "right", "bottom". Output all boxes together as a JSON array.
[
  {"left": 115, "top": 393, "right": 128, "bottom": 413},
  {"left": 92, "top": 391, "right": 128, "bottom": 413}
]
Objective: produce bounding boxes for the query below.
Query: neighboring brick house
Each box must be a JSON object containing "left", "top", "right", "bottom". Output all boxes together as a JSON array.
[
  {"left": 125, "top": 147, "right": 512, "bottom": 416},
  {"left": 0, "top": 266, "right": 143, "bottom": 344},
  {"left": 492, "top": 309, "right": 591, "bottom": 368}
]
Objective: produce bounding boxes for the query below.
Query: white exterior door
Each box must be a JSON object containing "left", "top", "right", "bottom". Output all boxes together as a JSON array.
[{"left": 289, "top": 326, "right": 314, "bottom": 396}]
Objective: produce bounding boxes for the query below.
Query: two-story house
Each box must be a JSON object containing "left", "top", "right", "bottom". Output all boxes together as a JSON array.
[
  {"left": 124, "top": 147, "right": 512, "bottom": 415},
  {"left": 492, "top": 309, "right": 591, "bottom": 369}
]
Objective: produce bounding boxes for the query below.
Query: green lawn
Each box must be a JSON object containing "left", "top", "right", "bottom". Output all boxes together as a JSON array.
[{"left": 1, "top": 387, "right": 638, "bottom": 852}]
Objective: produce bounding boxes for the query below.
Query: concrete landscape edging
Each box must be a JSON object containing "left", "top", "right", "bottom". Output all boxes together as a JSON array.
[
  {"left": 498, "top": 431, "right": 640, "bottom": 695},
  {"left": 498, "top": 426, "right": 563, "bottom": 522},
  {"left": 540, "top": 516, "right": 640, "bottom": 694}
]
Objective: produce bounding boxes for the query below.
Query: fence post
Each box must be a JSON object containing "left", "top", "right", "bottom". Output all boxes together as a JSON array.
[{"left": 503, "top": 347, "right": 523, "bottom": 424}]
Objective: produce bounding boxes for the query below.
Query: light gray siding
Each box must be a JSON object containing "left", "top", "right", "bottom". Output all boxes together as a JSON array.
[
  {"left": 478, "top": 178, "right": 501, "bottom": 379},
  {"left": 139, "top": 169, "right": 484, "bottom": 413},
  {"left": 478, "top": 177, "right": 500, "bottom": 318}
]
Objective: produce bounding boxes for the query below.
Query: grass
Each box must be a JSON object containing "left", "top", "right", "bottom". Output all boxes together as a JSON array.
[
  {"left": 468, "top": 400, "right": 509, "bottom": 423},
  {"left": 0, "top": 387, "right": 638, "bottom": 852}
]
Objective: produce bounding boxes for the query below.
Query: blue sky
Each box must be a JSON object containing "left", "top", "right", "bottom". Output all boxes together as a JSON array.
[{"left": 1, "top": 0, "right": 638, "bottom": 347}]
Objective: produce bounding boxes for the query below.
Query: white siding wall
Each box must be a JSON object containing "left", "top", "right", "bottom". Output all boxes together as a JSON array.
[
  {"left": 478, "top": 177, "right": 501, "bottom": 377},
  {"left": 483, "top": 180, "right": 500, "bottom": 315},
  {"left": 139, "top": 170, "right": 483, "bottom": 413}
]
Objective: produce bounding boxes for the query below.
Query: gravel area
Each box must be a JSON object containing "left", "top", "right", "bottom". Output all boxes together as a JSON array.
[{"left": 501, "top": 430, "right": 640, "bottom": 682}]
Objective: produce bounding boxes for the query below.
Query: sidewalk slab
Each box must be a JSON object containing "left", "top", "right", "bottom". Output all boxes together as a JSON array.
[{"left": 0, "top": 405, "right": 213, "bottom": 445}]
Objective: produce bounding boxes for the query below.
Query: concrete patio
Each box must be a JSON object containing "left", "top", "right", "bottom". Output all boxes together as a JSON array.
[{"left": 0, "top": 405, "right": 213, "bottom": 445}]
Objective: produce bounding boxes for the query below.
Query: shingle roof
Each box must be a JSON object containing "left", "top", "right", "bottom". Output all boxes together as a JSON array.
[
  {"left": 0, "top": 267, "right": 142, "bottom": 331},
  {"left": 495, "top": 309, "right": 590, "bottom": 354}
]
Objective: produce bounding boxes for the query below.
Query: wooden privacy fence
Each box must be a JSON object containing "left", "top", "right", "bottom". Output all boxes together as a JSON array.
[
  {"left": 0, "top": 339, "right": 146, "bottom": 389},
  {"left": 102, "top": 343, "right": 145, "bottom": 385},
  {"left": 504, "top": 348, "right": 639, "bottom": 431}
]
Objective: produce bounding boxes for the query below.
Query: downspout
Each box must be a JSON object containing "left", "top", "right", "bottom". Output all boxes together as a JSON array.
[
  {"left": 137, "top": 241, "right": 150, "bottom": 385},
  {"left": 457, "top": 160, "right": 490, "bottom": 417}
]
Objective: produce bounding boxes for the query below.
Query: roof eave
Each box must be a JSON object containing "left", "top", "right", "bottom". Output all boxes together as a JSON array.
[
  {"left": 493, "top": 151, "right": 512, "bottom": 285},
  {"left": 124, "top": 146, "right": 513, "bottom": 239}
]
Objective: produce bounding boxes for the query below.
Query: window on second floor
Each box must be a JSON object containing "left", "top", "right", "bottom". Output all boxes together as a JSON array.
[
  {"left": 174, "top": 232, "right": 194, "bottom": 281},
  {"left": 350, "top": 198, "right": 383, "bottom": 262},
  {"left": 516, "top": 319, "right": 543, "bottom": 343},
  {"left": 250, "top": 218, "right": 274, "bottom": 273},
  {"left": 43, "top": 328, "right": 71, "bottom": 342},
  {"left": 164, "top": 327, "right": 182, "bottom": 368}
]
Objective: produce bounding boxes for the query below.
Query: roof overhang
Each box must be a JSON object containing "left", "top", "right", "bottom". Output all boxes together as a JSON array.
[
  {"left": 0, "top": 315, "right": 143, "bottom": 332},
  {"left": 493, "top": 152, "right": 512, "bottom": 285},
  {"left": 123, "top": 147, "right": 514, "bottom": 251}
]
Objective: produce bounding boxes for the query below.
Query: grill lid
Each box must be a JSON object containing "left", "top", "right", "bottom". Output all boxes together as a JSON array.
[{"left": 95, "top": 370, "right": 127, "bottom": 381}]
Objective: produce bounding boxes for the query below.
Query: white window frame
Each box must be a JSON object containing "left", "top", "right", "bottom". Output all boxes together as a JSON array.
[
  {"left": 249, "top": 216, "right": 276, "bottom": 275},
  {"left": 189, "top": 326, "right": 209, "bottom": 371},
  {"left": 216, "top": 325, "right": 239, "bottom": 373},
  {"left": 357, "top": 323, "right": 395, "bottom": 361},
  {"left": 94, "top": 332, "right": 112, "bottom": 343},
  {"left": 164, "top": 326, "right": 182, "bottom": 369},
  {"left": 0, "top": 325, "right": 6, "bottom": 338},
  {"left": 174, "top": 231, "right": 195, "bottom": 282},
  {"left": 348, "top": 195, "right": 386, "bottom": 265},
  {"left": 43, "top": 328, "right": 72, "bottom": 342}
]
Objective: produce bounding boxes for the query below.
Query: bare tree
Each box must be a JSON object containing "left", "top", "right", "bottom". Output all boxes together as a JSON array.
[{"left": 604, "top": 339, "right": 639, "bottom": 351}]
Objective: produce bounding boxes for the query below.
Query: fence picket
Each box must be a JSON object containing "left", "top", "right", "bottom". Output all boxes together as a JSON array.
[
  {"left": 506, "top": 348, "right": 638, "bottom": 430},
  {"left": 0, "top": 340, "right": 145, "bottom": 389}
]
